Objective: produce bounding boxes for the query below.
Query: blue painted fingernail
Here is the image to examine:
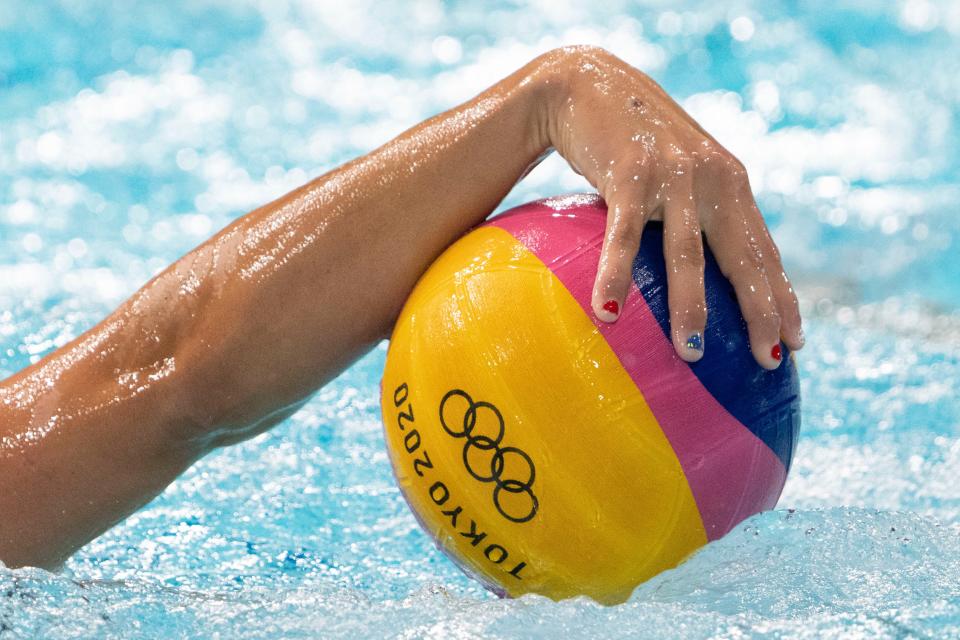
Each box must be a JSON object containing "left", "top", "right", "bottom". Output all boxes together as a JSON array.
[{"left": 685, "top": 332, "right": 703, "bottom": 352}]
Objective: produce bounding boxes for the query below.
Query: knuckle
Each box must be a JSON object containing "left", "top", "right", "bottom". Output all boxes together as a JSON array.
[
  {"left": 660, "top": 146, "right": 693, "bottom": 175},
  {"left": 780, "top": 292, "right": 802, "bottom": 322},
  {"left": 746, "top": 296, "right": 781, "bottom": 330},
  {"left": 611, "top": 152, "right": 653, "bottom": 188},
  {"left": 620, "top": 151, "right": 653, "bottom": 174},
  {"left": 694, "top": 140, "right": 725, "bottom": 167},
  {"left": 781, "top": 309, "right": 801, "bottom": 332},
  {"left": 716, "top": 258, "right": 735, "bottom": 280},
  {"left": 669, "top": 278, "right": 706, "bottom": 307},
  {"left": 697, "top": 138, "right": 719, "bottom": 156},
  {"left": 607, "top": 194, "right": 646, "bottom": 223},
  {"left": 745, "top": 239, "right": 765, "bottom": 268},
  {"left": 668, "top": 292, "right": 707, "bottom": 329},
  {"left": 670, "top": 157, "right": 695, "bottom": 179},
  {"left": 711, "top": 144, "right": 740, "bottom": 168},
  {"left": 761, "top": 234, "right": 783, "bottom": 262},
  {"left": 608, "top": 191, "right": 649, "bottom": 223},
  {"left": 677, "top": 231, "right": 704, "bottom": 258},
  {"left": 623, "top": 208, "right": 649, "bottom": 238},
  {"left": 733, "top": 274, "right": 777, "bottom": 321},
  {"left": 660, "top": 144, "right": 684, "bottom": 163},
  {"left": 746, "top": 309, "right": 781, "bottom": 340},
  {"left": 667, "top": 234, "right": 704, "bottom": 268},
  {"left": 611, "top": 224, "right": 643, "bottom": 254},
  {"left": 671, "top": 308, "right": 707, "bottom": 334},
  {"left": 675, "top": 304, "right": 707, "bottom": 328},
  {"left": 697, "top": 142, "right": 747, "bottom": 180},
  {"left": 733, "top": 245, "right": 763, "bottom": 274},
  {"left": 725, "top": 158, "right": 751, "bottom": 189},
  {"left": 597, "top": 261, "right": 632, "bottom": 292},
  {"left": 763, "top": 313, "right": 783, "bottom": 336}
]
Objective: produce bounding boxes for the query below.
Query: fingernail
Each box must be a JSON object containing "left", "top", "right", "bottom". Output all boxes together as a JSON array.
[
  {"left": 602, "top": 299, "right": 620, "bottom": 317},
  {"left": 771, "top": 343, "right": 782, "bottom": 362},
  {"left": 685, "top": 332, "right": 704, "bottom": 353}
]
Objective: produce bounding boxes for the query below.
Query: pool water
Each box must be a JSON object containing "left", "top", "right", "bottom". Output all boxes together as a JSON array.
[{"left": 1, "top": 1, "right": 959, "bottom": 638}]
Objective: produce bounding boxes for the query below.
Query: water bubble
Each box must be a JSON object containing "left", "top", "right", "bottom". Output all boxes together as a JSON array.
[
  {"left": 22, "top": 233, "right": 43, "bottom": 253},
  {"left": 176, "top": 148, "right": 199, "bottom": 171},
  {"left": 729, "top": 16, "right": 755, "bottom": 42},
  {"left": 6, "top": 199, "right": 38, "bottom": 225},
  {"left": 657, "top": 12, "right": 683, "bottom": 36},
  {"left": 66, "top": 238, "right": 87, "bottom": 259},
  {"left": 36, "top": 132, "right": 64, "bottom": 165},
  {"left": 900, "top": 0, "right": 940, "bottom": 32},
  {"left": 431, "top": 36, "right": 462, "bottom": 65}
]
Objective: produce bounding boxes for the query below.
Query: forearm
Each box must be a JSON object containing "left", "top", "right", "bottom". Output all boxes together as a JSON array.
[
  {"left": 0, "top": 53, "right": 559, "bottom": 568},
  {"left": 169, "top": 55, "right": 555, "bottom": 446}
]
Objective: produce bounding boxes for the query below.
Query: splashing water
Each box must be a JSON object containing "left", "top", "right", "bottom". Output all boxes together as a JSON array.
[{"left": 1, "top": 1, "right": 959, "bottom": 638}]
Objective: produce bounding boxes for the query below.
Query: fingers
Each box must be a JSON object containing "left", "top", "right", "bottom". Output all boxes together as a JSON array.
[
  {"left": 749, "top": 207, "right": 804, "bottom": 351},
  {"left": 705, "top": 210, "right": 784, "bottom": 370},
  {"left": 662, "top": 177, "right": 707, "bottom": 362},
  {"left": 591, "top": 152, "right": 800, "bottom": 373},
  {"left": 772, "top": 267, "right": 804, "bottom": 351},
  {"left": 592, "top": 180, "right": 649, "bottom": 323}
]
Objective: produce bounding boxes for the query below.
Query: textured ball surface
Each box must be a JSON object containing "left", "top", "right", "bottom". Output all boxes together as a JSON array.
[{"left": 380, "top": 194, "right": 801, "bottom": 604}]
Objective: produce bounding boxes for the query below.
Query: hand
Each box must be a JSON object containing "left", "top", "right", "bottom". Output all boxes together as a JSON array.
[{"left": 535, "top": 47, "right": 803, "bottom": 369}]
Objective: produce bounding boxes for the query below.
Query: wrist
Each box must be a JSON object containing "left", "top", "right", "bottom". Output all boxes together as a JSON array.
[
  {"left": 523, "top": 46, "right": 614, "bottom": 153},
  {"left": 521, "top": 50, "right": 569, "bottom": 153},
  {"left": 522, "top": 49, "right": 566, "bottom": 156}
]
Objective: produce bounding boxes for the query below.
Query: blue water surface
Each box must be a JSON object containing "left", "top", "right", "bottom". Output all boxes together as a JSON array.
[{"left": 1, "top": 1, "right": 959, "bottom": 638}]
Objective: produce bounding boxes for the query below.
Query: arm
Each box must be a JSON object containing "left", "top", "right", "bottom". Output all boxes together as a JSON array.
[{"left": 0, "top": 47, "right": 802, "bottom": 569}]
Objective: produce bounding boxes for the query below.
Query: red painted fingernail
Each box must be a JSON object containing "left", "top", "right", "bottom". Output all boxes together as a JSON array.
[
  {"left": 771, "top": 343, "right": 782, "bottom": 362},
  {"left": 603, "top": 300, "right": 619, "bottom": 316}
]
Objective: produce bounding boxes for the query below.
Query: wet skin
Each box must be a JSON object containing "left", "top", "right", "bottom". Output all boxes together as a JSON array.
[{"left": 0, "top": 47, "right": 803, "bottom": 569}]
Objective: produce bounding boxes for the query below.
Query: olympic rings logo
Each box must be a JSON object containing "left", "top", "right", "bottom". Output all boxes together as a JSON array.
[{"left": 438, "top": 389, "right": 539, "bottom": 524}]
